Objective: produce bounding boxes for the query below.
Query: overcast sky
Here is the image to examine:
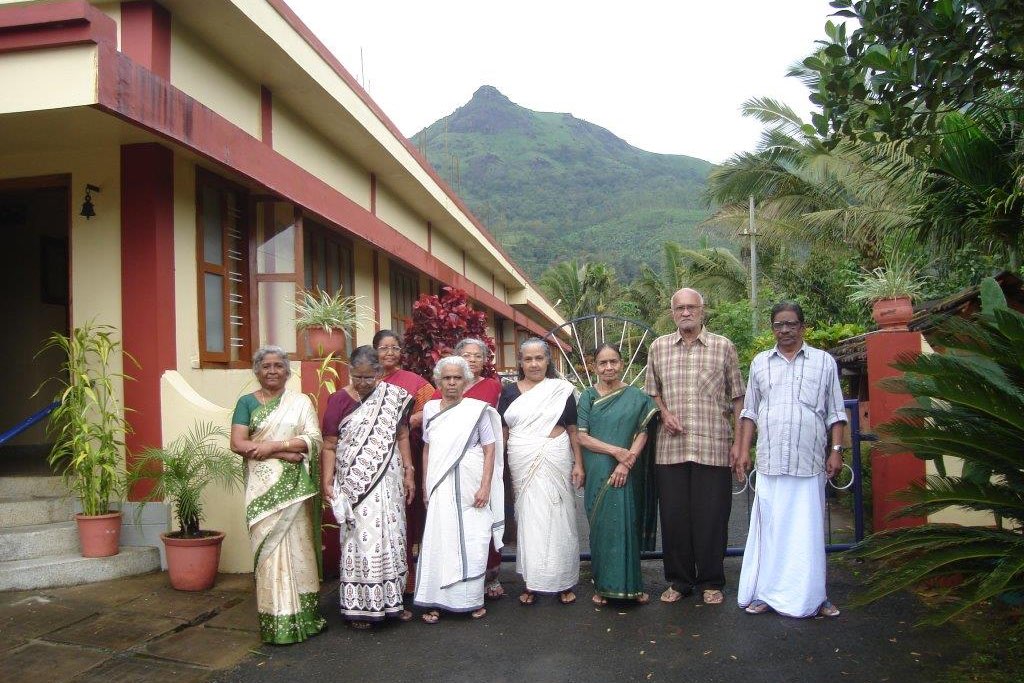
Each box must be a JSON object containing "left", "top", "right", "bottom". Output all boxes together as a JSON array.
[{"left": 286, "top": 1, "right": 842, "bottom": 164}]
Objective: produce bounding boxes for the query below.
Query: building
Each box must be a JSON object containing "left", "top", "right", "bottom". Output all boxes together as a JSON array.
[{"left": 0, "top": 0, "right": 563, "bottom": 577}]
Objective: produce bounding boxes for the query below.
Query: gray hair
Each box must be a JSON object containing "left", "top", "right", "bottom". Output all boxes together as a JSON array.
[
  {"left": 433, "top": 355, "right": 473, "bottom": 382},
  {"left": 348, "top": 345, "right": 382, "bottom": 373},
  {"left": 670, "top": 287, "right": 705, "bottom": 307},
  {"left": 252, "top": 346, "right": 291, "bottom": 377},
  {"left": 455, "top": 337, "right": 490, "bottom": 360},
  {"left": 518, "top": 336, "right": 557, "bottom": 379}
]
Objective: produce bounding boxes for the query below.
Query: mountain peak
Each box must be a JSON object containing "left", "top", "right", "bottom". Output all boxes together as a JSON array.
[{"left": 471, "top": 85, "right": 511, "bottom": 103}]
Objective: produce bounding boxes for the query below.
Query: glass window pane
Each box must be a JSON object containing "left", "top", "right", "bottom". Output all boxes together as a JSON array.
[
  {"left": 258, "top": 280, "right": 297, "bottom": 354},
  {"left": 303, "top": 226, "right": 314, "bottom": 290},
  {"left": 202, "top": 185, "right": 222, "bottom": 265},
  {"left": 327, "top": 243, "right": 341, "bottom": 294},
  {"left": 256, "top": 203, "right": 296, "bottom": 274},
  {"left": 204, "top": 272, "right": 225, "bottom": 353}
]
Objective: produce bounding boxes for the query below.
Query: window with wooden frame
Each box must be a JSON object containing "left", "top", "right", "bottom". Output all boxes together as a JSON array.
[
  {"left": 196, "top": 171, "right": 251, "bottom": 366},
  {"left": 389, "top": 264, "right": 419, "bottom": 336},
  {"left": 496, "top": 317, "right": 517, "bottom": 371},
  {"left": 254, "top": 201, "right": 304, "bottom": 356},
  {"left": 303, "top": 218, "right": 354, "bottom": 299}
]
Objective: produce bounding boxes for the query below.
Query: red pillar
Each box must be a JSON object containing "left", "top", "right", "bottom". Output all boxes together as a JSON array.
[
  {"left": 121, "top": 1, "right": 171, "bottom": 79},
  {"left": 866, "top": 330, "right": 927, "bottom": 530},
  {"left": 121, "top": 143, "right": 176, "bottom": 501}
]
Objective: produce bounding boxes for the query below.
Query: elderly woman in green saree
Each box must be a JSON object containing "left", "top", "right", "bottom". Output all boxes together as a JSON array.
[
  {"left": 230, "top": 345, "right": 326, "bottom": 644},
  {"left": 577, "top": 343, "right": 659, "bottom": 605}
]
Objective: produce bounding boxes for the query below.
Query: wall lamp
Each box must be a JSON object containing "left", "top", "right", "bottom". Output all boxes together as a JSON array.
[{"left": 80, "top": 184, "right": 100, "bottom": 220}]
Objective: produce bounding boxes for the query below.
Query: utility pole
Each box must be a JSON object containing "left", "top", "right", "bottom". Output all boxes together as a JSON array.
[{"left": 747, "top": 195, "right": 759, "bottom": 334}]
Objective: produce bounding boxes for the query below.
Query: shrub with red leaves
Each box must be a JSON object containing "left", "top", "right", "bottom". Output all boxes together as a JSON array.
[{"left": 402, "top": 286, "right": 497, "bottom": 380}]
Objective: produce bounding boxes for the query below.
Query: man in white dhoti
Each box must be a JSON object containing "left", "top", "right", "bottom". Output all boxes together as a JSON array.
[
  {"left": 734, "top": 301, "right": 847, "bottom": 618},
  {"left": 415, "top": 356, "right": 504, "bottom": 623}
]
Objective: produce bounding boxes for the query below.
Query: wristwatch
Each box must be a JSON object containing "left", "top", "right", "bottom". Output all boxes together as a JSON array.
[{"left": 831, "top": 444, "right": 844, "bottom": 453}]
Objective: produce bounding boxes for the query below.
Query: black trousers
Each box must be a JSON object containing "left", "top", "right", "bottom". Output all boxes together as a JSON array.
[{"left": 657, "top": 461, "right": 732, "bottom": 592}]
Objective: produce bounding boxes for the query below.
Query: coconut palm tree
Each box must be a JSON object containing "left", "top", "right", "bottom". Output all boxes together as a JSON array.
[{"left": 539, "top": 259, "right": 620, "bottom": 319}]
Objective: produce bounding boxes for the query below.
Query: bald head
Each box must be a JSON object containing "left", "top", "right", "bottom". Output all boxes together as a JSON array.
[{"left": 670, "top": 288, "right": 705, "bottom": 337}]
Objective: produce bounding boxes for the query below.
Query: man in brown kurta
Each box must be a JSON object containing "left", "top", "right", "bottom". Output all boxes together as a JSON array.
[{"left": 644, "top": 288, "right": 744, "bottom": 605}]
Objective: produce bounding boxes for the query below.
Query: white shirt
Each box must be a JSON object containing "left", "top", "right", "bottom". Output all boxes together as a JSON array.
[
  {"left": 741, "top": 343, "right": 847, "bottom": 477},
  {"left": 422, "top": 399, "right": 496, "bottom": 447}
]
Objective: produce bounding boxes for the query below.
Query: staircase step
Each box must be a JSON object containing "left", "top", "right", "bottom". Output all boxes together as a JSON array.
[
  {"left": 0, "top": 520, "right": 79, "bottom": 560},
  {"left": 0, "top": 476, "right": 66, "bottom": 499},
  {"left": 0, "top": 546, "right": 161, "bottom": 591},
  {"left": 0, "top": 495, "right": 74, "bottom": 528}
]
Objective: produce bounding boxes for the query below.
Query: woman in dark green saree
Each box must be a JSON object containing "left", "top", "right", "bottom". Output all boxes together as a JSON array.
[{"left": 577, "top": 344, "right": 659, "bottom": 605}]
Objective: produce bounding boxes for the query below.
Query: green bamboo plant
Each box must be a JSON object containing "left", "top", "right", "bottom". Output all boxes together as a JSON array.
[
  {"left": 852, "top": 277, "right": 1024, "bottom": 624},
  {"left": 40, "top": 322, "right": 134, "bottom": 517},
  {"left": 128, "top": 422, "right": 243, "bottom": 538}
]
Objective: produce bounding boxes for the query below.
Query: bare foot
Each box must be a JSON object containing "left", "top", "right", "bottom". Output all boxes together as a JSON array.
[
  {"left": 559, "top": 590, "right": 577, "bottom": 605},
  {"left": 519, "top": 591, "right": 535, "bottom": 606},
  {"left": 471, "top": 607, "right": 487, "bottom": 619},
  {"left": 592, "top": 594, "right": 608, "bottom": 606},
  {"left": 636, "top": 593, "right": 650, "bottom": 605},
  {"left": 421, "top": 610, "right": 440, "bottom": 624},
  {"left": 660, "top": 586, "right": 683, "bottom": 603},
  {"left": 398, "top": 609, "right": 413, "bottom": 622}
]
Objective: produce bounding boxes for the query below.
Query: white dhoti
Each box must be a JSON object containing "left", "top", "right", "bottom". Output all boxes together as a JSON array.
[{"left": 737, "top": 472, "right": 828, "bottom": 617}]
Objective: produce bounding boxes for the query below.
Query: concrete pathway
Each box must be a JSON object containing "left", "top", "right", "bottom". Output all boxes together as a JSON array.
[
  {"left": 216, "top": 557, "right": 966, "bottom": 683},
  {"left": 0, "top": 571, "right": 260, "bottom": 683}
]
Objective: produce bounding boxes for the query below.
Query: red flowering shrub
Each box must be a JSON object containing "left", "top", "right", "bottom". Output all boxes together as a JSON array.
[{"left": 403, "top": 287, "right": 497, "bottom": 380}]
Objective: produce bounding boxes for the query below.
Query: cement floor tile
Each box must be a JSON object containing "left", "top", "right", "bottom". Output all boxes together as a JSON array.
[
  {"left": 123, "top": 586, "right": 242, "bottom": 623},
  {"left": 43, "top": 610, "right": 184, "bottom": 651},
  {"left": 0, "top": 641, "right": 110, "bottom": 683},
  {"left": 143, "top": 625, "right": 261, "bottom": 669},
  {"left": 70, "top": 655, "right": 212, "bottom": 683},
  {"left": 46, "top": 571, "right": 165, "bottom": 607},
  {"left": 205, "top": 595, "right": 259, "bottom": 633},
  {"left": 212, "top": 573, "right": 255, "bottom": 593},
  {"left": 0, "top": 596, "right": 98, "bottom": 640}
]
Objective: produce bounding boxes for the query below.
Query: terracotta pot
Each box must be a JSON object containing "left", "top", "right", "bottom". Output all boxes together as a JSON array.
[
  {"left": 75, "top": 511, "right": 122, "bottom": 558},
  {"left": 872, "top": 296, "right": 914, "bottom": 330},
  {"left": 161, "top": 531, "right": 225, "bottom": 591},
  {"left": 305, "top": 328, "right": 347, "bottom": 358}
]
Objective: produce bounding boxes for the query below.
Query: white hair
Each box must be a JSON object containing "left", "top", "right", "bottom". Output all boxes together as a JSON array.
[
  {"left": 433, "top": 355, "right": 473, "bottom": 382},
  {"left": 252, "top": 345, "right": 291, "bottom": 377}
]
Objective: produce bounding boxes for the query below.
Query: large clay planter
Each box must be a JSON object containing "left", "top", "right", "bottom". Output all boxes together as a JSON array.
[
  {"left": 161, "top": 531, "right": 225, "bottom": 591},
  {"left": 872, "top": 296, "right": 914, "bottom": 331},
  {"left": 305, "top": 328, "right": 347, "bottom": 358},
  {"left": 75, "top": 511, "right": 122, "bottom": 558}
]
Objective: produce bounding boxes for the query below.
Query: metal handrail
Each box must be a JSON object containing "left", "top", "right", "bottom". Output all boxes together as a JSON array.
[{"left": 0, "top": 401, "right": 59, "bottom": 447}]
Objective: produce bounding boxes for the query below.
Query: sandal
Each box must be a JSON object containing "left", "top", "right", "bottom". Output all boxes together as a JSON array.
[
  {"left": 519, "top": 591, "right": 535, "bottom": 606},
  {"left": 398, "top": 609, "right": 413, "bottom": 622},
  {"left": 817, "top": 600, "right": 841, "bottom": 617},
  {"left": 660, "top": 586, "right": 683, "bottom": 603},
  {"left": 485, "top": 579, "right": 505, "bottom": 600},
  {"left": 471, "top": 607, "right": 487, "bottom": 619},
  {"left": 421, "top": 610, "right": 440, "bottom": 624},
  {"left": 744, "top": 600, "right": 771, "bottom": 615},
  {"left": 702, "top": 589, "right": 725, "bottom": 605},
  {"left": 636, "top": 592, "right": 650, "bottom": 605},
  {"left": 592, "top": 594, "right": 608, "bottom": 606},
  {"left": 559, "top": 591, "right": 577, "bottom": 605},
  {"left": 349, "top": 620, "right": 372, "bottom": 630}
]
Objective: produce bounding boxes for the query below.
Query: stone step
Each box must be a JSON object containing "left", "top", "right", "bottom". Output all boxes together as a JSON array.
[
  {"left": 0, "top": 495, "right": 74, "bottom": 528},
  {"left": 0, "top": 475, "right": 66, "bottom": 499},
  {"left": 0, "top": 520, "right": 79, "bottom": 560},
  {"left": 0, "top": 546, "right": 161, "bottom": 591}
]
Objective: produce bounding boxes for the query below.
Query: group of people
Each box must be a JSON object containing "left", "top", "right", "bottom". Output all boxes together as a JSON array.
[{"left": 230, "top": 287, "right": 848, "bottom": 644}]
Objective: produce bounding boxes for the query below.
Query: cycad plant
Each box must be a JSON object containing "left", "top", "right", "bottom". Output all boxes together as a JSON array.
[
  {"left": 129, "top": 422, "right": 243, "bottom": 538},
  {"left": 853, "top": 277, "right": 1024, "bottom": 624}
]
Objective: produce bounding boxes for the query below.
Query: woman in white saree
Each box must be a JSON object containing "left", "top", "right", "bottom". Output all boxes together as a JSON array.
[
  {"left": 415, "top": 356, "right": 504, "bottom": 623},
  {"left": 499, "top": 338, "right": 584, "bottom": 606},
  {"left": 230, "top": 346, "right": 326, "bottom": 645}
]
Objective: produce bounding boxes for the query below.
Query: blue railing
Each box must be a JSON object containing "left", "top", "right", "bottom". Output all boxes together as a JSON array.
[
  {"left": 0, "top": 401, "right": 59, "bottom": 447},
  {"left": 502, "top": 398, "right": 872, "bottom": 562}
]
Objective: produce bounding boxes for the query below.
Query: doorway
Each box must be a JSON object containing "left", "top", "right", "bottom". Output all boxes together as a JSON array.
[{"left": 0, "top": 176, "right": 70, "bottom": 475}]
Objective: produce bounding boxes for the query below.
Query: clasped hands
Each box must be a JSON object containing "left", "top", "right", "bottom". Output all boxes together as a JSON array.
[
  {"left": 607, "top": 447, "right": 636, "bottom": 488},
  {"left": 245, "top": 441, "right": 302, "bottom": 464}
]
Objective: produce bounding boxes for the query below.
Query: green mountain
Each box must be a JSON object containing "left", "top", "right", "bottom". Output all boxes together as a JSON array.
[{"left": 410, "top": 85, "right": 718, "bottom": 281}]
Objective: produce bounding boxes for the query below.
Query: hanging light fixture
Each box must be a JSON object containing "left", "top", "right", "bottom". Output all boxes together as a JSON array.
[{"left": 79, "top": 184, "right": 100, "bottom": 220}]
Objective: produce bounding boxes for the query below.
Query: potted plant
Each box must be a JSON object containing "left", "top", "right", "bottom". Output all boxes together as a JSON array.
[
  {"left": 41, "top": 322, "right": 133, "bottom": 558},
  {"left": 848, "top": 253, "right": 928, "bottom": 330},
  {"left": 129, "top": 423, "right": 243, "bottom": 591},
  {"left": 291, "top": 288, "right": 372, "bottom": 358}
]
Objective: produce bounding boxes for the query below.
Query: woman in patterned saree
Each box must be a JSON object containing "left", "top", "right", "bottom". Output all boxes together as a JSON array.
[
  {"left": 230, "top": 346, "right": 326, "bottom": 645},
  {"left": 320, "top": 345, "right": 417, "bottom": 629},
  {"left": 373, "top": 329, "right": 434, "bottom": 595},
  {"left": 577, "top": 344, "right": 659, "bottom": 606}
]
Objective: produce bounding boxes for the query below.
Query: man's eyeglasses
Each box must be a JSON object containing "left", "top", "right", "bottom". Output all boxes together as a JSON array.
[
  {"left": 771, "top": 321, "right": 802, "bottom": 331},
  {"left": 672, "top": 305, "right": 703, "bottom": 313}
]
